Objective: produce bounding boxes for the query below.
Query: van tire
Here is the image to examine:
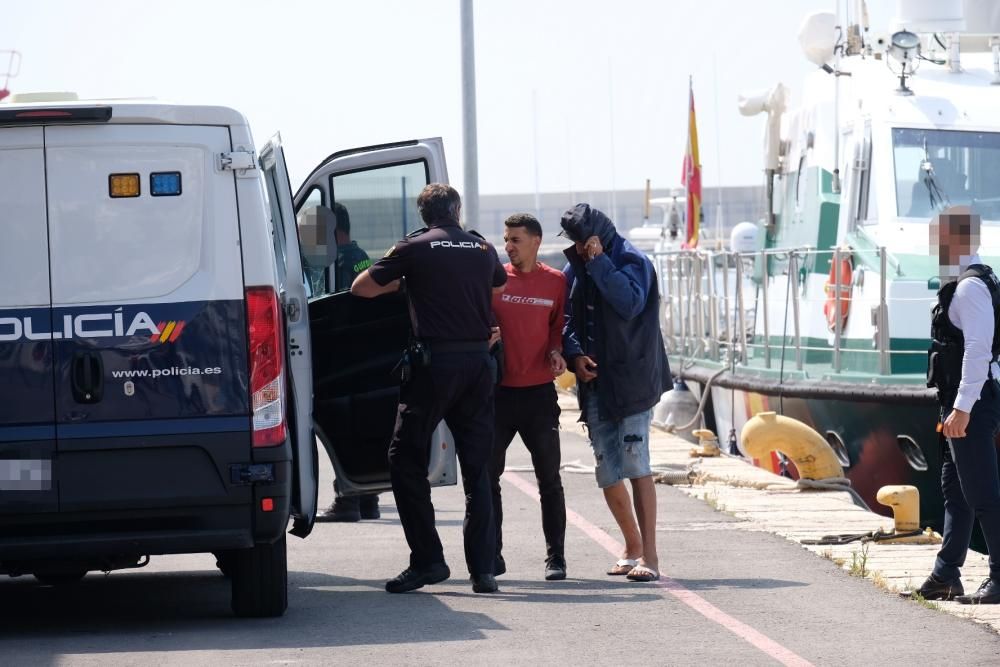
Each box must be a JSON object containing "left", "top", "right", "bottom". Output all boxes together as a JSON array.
[
  {"left": 231, "top": 535, "right": 288, "bottom": 617},
  {"left": 214, "top": 551, "right": 236, "bottom": 578},
  {"left": 34, "top": 571, "right": 87, "bottom": 586}
]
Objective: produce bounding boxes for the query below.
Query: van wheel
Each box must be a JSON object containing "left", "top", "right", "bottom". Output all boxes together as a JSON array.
[
  {"left": 231, "top": 535, "right": 288, "bottom": 617},
  {"left": 214, "top": 551, "right": 236, "bottom": 578},
  {"left": 34, "top": 571, "right": 87, "bottom": 586}
]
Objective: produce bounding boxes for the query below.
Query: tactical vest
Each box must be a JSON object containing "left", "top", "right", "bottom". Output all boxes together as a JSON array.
[{"left": 927, "top": 264, "right": 1000, "bottom": 405}]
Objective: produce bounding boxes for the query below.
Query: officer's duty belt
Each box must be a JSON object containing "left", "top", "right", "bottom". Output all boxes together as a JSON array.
[{"left": 425, "top": 340, "right": 489, "bottom": 354}]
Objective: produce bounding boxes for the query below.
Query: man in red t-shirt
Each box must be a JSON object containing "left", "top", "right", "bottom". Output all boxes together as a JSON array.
[{"left": 490, "top": 213, "right": 569, "bottom": 581}]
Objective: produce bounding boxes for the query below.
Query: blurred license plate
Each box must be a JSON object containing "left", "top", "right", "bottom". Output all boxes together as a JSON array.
[{"left": 0, "top": 459, "right": 52, "bottom": 491}]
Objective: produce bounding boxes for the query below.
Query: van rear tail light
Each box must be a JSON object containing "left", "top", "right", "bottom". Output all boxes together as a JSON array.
[{"left": 246, "top": 286, "right": 286, "bottom": 447}]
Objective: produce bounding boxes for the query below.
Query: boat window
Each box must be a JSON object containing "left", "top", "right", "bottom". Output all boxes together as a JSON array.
[
  {"left": 854, "top": 122, "right": 871, "bottom": 225},
  {"left": 892, "top": 128, "right": 1000, "bottom": 222}
]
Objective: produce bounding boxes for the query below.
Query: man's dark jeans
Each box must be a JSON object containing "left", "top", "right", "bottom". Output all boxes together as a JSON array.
[
  {"left": 934, "top": 379, "right": 1000, "bottom": 582},
  {"left": 491, "top": 382, "right": 566, "bottom": 563}
]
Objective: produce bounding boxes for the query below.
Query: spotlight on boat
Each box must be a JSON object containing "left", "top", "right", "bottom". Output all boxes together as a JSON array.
[{"left": 887, "top": 29, "right": 921, "bottom": 95}]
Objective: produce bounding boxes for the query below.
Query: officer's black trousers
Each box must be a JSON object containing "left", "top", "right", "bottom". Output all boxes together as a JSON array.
[
  {"left": 934, "top": 380, "right": 1000, "bottom": 582},
  {"left": 388, "top": 351, "right": 496, "bottom": 575},
  {"left": 490, "top": 382, "right": 566, "bottom": 563}
]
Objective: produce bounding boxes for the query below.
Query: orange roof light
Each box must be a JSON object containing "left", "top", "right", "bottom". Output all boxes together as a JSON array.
[{"left": 109, "top": 173, "right": 140, "bottom": 198}]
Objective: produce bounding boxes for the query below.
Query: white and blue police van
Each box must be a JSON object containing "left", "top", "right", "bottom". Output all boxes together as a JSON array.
[{"left": 0, "top": 96, "right": 455, "bottom": 616}]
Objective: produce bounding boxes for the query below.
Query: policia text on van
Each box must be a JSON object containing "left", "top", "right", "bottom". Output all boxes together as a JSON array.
[{"left": 0, "top": 98, "right": 457, "bottom": 617}]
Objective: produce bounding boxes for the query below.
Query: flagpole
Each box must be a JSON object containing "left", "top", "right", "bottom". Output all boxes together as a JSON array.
[
  {"left": 713, "top": 56, "right": 724, "bottom": 250},
  {"left": 460, "top": 0, "right": 479, "bottom": 228},
  {"left": 608, "top": 57, "right": 618, "bottom": 223}
]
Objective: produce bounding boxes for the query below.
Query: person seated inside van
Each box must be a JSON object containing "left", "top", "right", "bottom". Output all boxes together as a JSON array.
[{"left": 331, "top": 202, "right": 372, "bottom": 292}]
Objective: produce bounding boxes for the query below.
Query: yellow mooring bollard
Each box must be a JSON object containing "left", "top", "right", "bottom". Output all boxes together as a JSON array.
[
  {"left": 689, "top": 429, "right": 721, "bottom": 457},
  {"left": 875, "top": 485, "right": 942, "bottom": 544},
  {"left": 555, "top": 370, "right": 576, "bottom": 391}
]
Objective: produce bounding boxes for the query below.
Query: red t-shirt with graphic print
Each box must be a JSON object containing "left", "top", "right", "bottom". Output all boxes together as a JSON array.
[{"left": 491, "top": 262, "right": 567, "bottom": 388}]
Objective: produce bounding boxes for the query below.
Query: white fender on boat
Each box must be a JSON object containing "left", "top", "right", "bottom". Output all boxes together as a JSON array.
[
  {"left": 653, "top": 382, "right": 701, "bottom": 443},
  {"left": 740, "top": 412, "right": 844, "bottom": 480}
]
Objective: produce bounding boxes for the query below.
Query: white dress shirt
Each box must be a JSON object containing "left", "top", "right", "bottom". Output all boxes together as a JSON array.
[{"left": 948, "top": 253, "right": 1000, "bottom": 412}]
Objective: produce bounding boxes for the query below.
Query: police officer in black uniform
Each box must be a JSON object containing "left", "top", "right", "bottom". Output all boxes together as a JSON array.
[
  {"left": 351, "top": 183, "right": 507, "bottom": 594},
  {"left": 907, "top": 207, "right": 1000, "bottom": 604}
]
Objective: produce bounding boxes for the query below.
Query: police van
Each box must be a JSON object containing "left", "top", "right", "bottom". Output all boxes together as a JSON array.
[{"left": 0, "top": 97, "right": 455, "bottom": 616}]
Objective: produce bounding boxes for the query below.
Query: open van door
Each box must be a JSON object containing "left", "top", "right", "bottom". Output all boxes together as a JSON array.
[
  {"left": 292, "top": 139, "right": 457, "bottom": 495},
  {"left": 258, "top": 135, "right": 318, "bottom": 538}
]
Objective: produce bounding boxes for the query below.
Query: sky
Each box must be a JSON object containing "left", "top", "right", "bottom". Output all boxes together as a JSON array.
[{"left": 0, "top": 1, "right": 896, "bottom": 195}]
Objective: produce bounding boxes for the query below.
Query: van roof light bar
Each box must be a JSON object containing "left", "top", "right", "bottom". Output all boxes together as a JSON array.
[{"left": 0, "top": 105, "right": 112, "bottom": 124}]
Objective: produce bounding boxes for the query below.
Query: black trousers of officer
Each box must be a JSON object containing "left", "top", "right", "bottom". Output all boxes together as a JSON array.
[
  {"left": 388, "top": 350, "right": 496, "bottom": 575},
  {"left": 934, "top": 379, "right": 1000, "bottom": 582},
  {"left": 490, "top": 382, "right": 566, "bottom": 562}
]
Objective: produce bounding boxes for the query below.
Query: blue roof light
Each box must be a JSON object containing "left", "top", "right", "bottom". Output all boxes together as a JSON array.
[{"left": 150, "top": 171, "right": 182, "bottom": 196}]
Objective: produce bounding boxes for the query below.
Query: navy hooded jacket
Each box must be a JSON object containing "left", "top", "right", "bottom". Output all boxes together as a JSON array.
[{"left": 560, "top": 204, "right": 672, "bottom": 421}]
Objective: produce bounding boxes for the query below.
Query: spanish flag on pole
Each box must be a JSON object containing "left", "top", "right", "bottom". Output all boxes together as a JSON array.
[{"left": 682, "top": 77, "right": 702, "bottom": 247}]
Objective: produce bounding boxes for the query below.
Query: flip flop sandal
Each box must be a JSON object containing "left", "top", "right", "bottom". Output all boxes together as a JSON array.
[
  {"left": 626, "top": 565, "right": 660, "bottom": 582},
  {"left": 607, "top": 558, "right": 638, "bottom": 576}
]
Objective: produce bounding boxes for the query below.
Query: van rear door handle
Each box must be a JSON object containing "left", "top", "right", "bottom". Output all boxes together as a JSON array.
[{"left": 71, "top": 351, "right": 104, "bottom": 404}]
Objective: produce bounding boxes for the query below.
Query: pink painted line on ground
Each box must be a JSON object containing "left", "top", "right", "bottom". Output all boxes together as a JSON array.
[{"left": 503, "top": 471, "right": 814, "bottom": 667}]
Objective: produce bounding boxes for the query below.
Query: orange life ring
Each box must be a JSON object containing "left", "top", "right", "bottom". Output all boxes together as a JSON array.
[{"left": 823, "top": 257, "right": 852, "bottom": 332}]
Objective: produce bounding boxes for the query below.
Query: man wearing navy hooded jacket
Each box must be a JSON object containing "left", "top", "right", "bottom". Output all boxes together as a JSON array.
[{"left": 560, "top": 203, "right": 671, "bottom": 582}]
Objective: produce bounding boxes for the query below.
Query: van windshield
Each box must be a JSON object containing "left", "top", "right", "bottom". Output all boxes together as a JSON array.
[{"left": 892, "top": 128, "right": 1000, "bottom": 222}]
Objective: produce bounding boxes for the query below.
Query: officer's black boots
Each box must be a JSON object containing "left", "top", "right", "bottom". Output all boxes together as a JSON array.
[
  {"left": 900, "top": 573, "right": 964, "bottom": 601},
  {"left": 957, "top": 578, "right": 1000, "bottom": 604},
  {"left": 359, "top": 494, "right": 380, "bottom": 520},
  {"left": 385, "top": 562, "right": 451, "bottom": 594},
  {"left": 471, "top": 573, "right": 498, "bottom": 593},
  {"left": 316, "top": 494, "right": 380, "bottom": 523}
]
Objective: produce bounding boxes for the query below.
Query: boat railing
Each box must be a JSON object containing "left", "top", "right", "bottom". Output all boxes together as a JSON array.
[{"left": 651, "top": 246, "right": 931, "bottom": 378}]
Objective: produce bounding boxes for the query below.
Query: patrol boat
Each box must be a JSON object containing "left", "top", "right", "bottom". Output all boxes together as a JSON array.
[{"left": 657, "top": 0, "right": 1000, "bottom": 529}]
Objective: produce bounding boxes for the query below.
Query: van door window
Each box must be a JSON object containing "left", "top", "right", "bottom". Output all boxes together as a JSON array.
[
  {"left": 262, "top": 169, "right": 289, "bottom": 287},
  {"left": 308, "top": 160, "right": 427, "bottom": 296}
]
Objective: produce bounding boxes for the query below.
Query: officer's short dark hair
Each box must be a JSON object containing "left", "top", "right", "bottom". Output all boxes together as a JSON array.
[
  {"left": 504, "top": 213, "right": 543, "bottom": 238},
  {"left": 417, "top": 183, "right": 461, "bottom": 226},
  {"left": 332, "top": 202, "right": 350, "bottom": 235}
]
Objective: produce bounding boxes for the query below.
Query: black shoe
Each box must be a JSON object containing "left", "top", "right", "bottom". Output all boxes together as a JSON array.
[
  {"left": 900, "top": 573, "right": 964, "bottom": 601},
  {"left": 385, "top": 563, "right": 451, "bottom": 594},
  {"left": 956, "top": 578, "right": 1000, "bottom": 605},
  {"left": 471, "top": 573, "right": 498, "bottom": 593},
  {"left": 359, "top": 494, "right": 380, "bottom": 520},
  {"left": 494, "top": 554, "right": 507, "bottom": 577},
  {"left": 545, "top": 557, "right": 567, "bottom": 581},
  {"left": 315, "top": 501, "right": 361, "bottom": 523}
]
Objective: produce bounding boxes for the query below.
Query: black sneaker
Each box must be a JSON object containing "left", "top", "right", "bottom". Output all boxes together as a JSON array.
[
  {"left": 471, "top": 573, "right": 498, "bottom": 593},
  {"left": 956, "top": 578, "right": 1000, "bottom": 605},
  {"left": 359, "top": 494, "right": 380, "bottom": 520},
  {"left": 494, "top": 554, "right": 507, "bottom": 577},
  {"left": 385, "top": 563, "right": 451, "bottom": 594},
  {"left": 899, "top": 573, "right": 964, "bottom": 601},
  {"left": 545, "top": 557, "right": 567, "bottom": 581}
]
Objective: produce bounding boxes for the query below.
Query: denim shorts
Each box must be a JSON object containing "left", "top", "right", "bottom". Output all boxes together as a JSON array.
[{"left": 583, "top": 392, "right": 653, "bottom": 488}]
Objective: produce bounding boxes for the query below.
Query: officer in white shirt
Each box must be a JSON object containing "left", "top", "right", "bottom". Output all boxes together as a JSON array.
[{"left": 908, "top": 207, "right": 1000, "bottom": 604}]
